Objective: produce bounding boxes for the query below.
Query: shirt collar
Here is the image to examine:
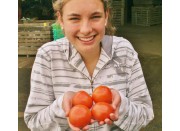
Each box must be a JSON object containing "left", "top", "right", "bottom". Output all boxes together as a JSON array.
[
  {"left": 101, "top": 35, "right": 114, "bottom": 58},
  {"left": 61, "top": 35, "right": 115, "bottom": 79}
]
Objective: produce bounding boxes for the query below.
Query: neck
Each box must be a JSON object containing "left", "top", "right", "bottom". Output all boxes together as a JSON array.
[
  {"left": 81, "top": 46, "right": 101, "bottom": 64},
  {"left": 80, "top": 45, "right": 101, "bottom": 77}
]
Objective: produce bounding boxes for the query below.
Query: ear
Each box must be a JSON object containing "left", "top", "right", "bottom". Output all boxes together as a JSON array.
[
  {"left": 57, "top": 11, "right": 64, "bottom": 28},
  {"left": 105, "top": 10, "right": 109, "bottom": 25}
]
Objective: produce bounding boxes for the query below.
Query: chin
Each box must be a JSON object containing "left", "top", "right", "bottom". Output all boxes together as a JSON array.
[{"left": 80, "top": 45, "right": 96, "bottom": 54}]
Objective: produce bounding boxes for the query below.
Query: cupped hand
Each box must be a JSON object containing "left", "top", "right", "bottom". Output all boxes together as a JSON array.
[
  {"left": 62, "top": 91, "right": 76, "bottom": 116},
  {"left": 62, "top": 91, "right": 95, "bottom": 130},
  {"left": 98, "top": 89, "right": 121, "bottom": 125},
  {"left": 67, "top": 118, "right": 94, "bottom": 131}
]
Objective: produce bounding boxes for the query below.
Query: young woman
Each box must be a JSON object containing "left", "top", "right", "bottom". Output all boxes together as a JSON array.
[{"left": 24, "top": 0, "right": 154, "bottom": 130}]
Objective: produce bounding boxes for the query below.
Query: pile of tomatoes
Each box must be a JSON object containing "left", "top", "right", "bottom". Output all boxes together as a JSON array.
[{"left": 69, "top": 85, "right": 114, "bottom": 128}]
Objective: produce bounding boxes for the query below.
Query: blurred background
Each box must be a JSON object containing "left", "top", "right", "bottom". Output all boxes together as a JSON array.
[{"left": 18, "top": 0, "right": 162, "bottom": 130}]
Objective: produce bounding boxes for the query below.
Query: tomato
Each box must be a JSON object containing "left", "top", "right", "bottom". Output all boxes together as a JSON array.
[
  {"left": 91, "top": 102, "right": 114, "bottom": 121},
  {"left": 92, "top": 85, "right": 112, "bottom": 104},
  {"left": 72, "top": 91, "right": 93, "bottom": 108},
  {"left": 69, "top": 105, "right": 92, "bottom": 128}
]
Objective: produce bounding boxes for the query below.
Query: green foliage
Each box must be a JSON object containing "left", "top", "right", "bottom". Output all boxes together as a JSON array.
[
  {"left": 51, "top": 23, "right": 64, "bottom": 40},
  {"left": 21, "top": 0, "right": 54, "bottom": 20}
]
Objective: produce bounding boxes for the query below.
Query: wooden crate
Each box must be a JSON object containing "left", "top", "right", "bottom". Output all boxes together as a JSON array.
[
  {"left": 22, "top": 20, "right": 55, "bottom": 24},
  {"left": 112, "top": 8, "right": 125, "bottom": 26},
  {"left": 131, "top": 6, "right": 162, "bottom": 26},
  {"left": 111, "top": 0, "right": 126, "bottom": 28},
  {"left": 18, "top": 21, "right": 53, "bottom": 56},
  {"left": 133, "top": 0, "right": 162, "bottom": 6},
  {"left": 112, "top": 0, "right": 125, "bottom": 7}
]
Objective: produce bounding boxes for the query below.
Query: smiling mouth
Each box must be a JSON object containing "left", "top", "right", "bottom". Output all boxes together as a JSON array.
[{"left": 78, "top": 35, "right": 95, "bottom": 42}]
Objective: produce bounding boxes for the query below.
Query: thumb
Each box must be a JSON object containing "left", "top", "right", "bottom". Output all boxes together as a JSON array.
[
  {"left": 62, "top": 92, "right": 75, "bottom": 117},
  {"left": 111, "top": 89, "right": 121, "bottom": 119},
  {"left": 111, "top": 89, "right": 121, "bottom": 110},
  {"left": 64, "top": 104, "right": 71, "bottom": 117}
]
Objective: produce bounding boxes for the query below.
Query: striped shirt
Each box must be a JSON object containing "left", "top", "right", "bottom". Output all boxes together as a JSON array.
[{"left": 24, "top": 35, "right": 154, "bottom": 131}]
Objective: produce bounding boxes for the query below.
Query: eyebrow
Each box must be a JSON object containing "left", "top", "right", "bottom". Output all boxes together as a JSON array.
[
  {"left": 67, "top": 11, "right": 103, "bottom": 17},
  {"left": 67, "top": 13, "right": 80, "bottom": 17},
  {"left": 91, "top": 11, "right": 103, "bottom": 16}
]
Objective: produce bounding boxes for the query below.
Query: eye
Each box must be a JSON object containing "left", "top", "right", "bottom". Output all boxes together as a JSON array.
[
  {"left": 69, "top": 18, "right": 79, "bottom": 21},
  {"left": 91, "top": 16, "right": 101, "bottom": 19}
]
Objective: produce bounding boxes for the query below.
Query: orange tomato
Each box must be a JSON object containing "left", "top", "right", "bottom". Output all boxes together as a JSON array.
[
  {"left": 69, "top": 105, "right": 92, "bottom": 128},
  {"left": 91, "top": 102, "right": 114, "bottom": 121},
  {"left": 72, "top": 91, "right": 93, "bottom": 108},
  {"left": 92, "top": 85, "right": 112, "bottom": 104}
]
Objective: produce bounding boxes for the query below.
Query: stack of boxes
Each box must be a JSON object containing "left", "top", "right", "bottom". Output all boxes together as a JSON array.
[
  {"left": 18, "top": 20, "right": 54, "bottom": 57},
  {"left": 111, "top": 0, "right": 126, "bottom": 29},
  {"left": 131, "top": 0, "right": 162, "bottom": 26}
]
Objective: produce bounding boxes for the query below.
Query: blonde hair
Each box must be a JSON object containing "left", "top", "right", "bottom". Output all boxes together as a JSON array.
[{"left": 52, "top": 0, "right": 116, "bottom": 35}]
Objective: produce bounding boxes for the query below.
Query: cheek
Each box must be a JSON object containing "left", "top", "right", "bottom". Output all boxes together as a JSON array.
[
  {"left": 63, "top": 21, "right": 106, "bottom": 36},
  {"left": 64, "top": 25, "right": 77, "bottom": 37},
  {"left": 94, "top": 22, "right": 106, "bottom": 33}
]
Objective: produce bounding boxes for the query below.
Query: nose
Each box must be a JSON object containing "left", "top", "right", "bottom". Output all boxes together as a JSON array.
[{"left": 80, "top": 20, "right": 92, "bottom": 35}]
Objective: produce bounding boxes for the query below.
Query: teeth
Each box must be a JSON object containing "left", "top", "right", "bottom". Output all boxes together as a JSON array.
[{"left": 78, "top": 36, "right": 94, "bottom": 41}]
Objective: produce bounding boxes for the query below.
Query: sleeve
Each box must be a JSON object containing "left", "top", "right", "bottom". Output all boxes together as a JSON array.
[
  {"left": 24, "top": 48, "right": 67, "bottom": 130},
  {"left": 114, "top": 51, "right": 154, "bottom": 131}
]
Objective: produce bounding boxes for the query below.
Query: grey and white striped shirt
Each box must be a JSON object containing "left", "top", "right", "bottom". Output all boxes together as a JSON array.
[{"left": 24, "top": 35, "right": 154, "bottom": 131}]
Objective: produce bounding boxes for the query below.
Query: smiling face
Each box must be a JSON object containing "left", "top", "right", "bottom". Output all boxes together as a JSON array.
[{"left": 58, "top": 0, "right": 108, "bottom": 55}]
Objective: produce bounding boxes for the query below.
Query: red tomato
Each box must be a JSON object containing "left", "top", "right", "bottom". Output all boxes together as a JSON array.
[
  {"left": 69, "top": 105, "right": 92, "bottom": 128},
  {"left": 91, "top": 102, "right": 114, "bottom": 121},
  {"left": 92, "top": 85, "right": 112, "bottom": 104},
  {"left": 72, "top": 91, "right": 93, "bottom": 108}
]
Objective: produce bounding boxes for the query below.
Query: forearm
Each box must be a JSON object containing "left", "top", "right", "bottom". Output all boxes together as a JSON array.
[
  {"left": 23, "top": 49, "right": 68, "bottom": 130},
  {"left": 114, "top": 91, "right": 154, "bottom": 131},
  {"left": 114, "top": 56, "right": 154, "bottom": 130},
  {"left": 24, "top": 94, "right": 67, "bottom": 130}
]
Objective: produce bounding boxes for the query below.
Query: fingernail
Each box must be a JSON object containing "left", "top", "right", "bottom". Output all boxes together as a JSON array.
[
  {"left": 112, "top": 105, "right": 116, "bottom": 110},
  {"left": 66, "top": 112, "right": 69, "bottom": 116}
]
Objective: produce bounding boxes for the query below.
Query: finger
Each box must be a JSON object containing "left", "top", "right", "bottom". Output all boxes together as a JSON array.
[
  {"left": 111, "top": 90, "right": 121, "bottom": 110},
  {"left": 99, "top": 121, "right": 104, "bottom": 125},
  {"left": 105, "top": 118, "right": 113, "bottom": 125},
  {"left": 62, "top": 92, "right": 75, "bottom": 116},
  {"left": 63, "top": 102, "right": 71, "bottom": 117},
  {"left": 90, "top": 119, "right": 95, "bottom": 124},
  {"left": 82, "top": 125, "right": 89, "bottom": 131},
  {"left": 114, "top": 103, "right": 120, "bottom": 118},
  {"left": 72, "top": 128, "right": 80, "bottom": 131},
  {"left": 110, "top": 113, "right": 118, "bottom": 121},
  {"left": 67, "top": 118, "right": 80, "bottom": 131}
]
